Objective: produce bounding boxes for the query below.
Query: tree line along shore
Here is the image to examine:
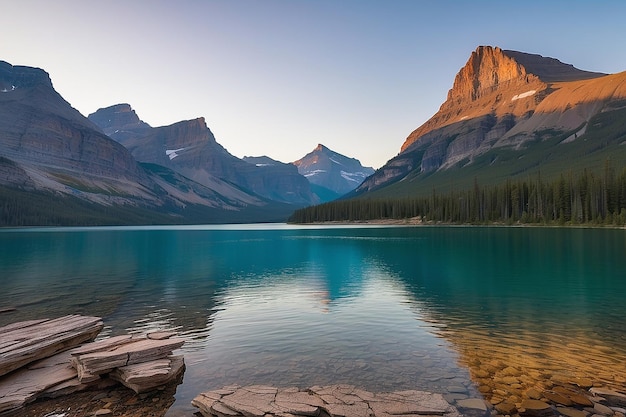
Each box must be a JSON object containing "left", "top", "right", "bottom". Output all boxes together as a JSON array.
[{"left": 289, "top": 165, "right": 626, "bottom": 226}]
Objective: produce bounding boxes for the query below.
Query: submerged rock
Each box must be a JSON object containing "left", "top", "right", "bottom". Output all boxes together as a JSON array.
[
  {"left": 520, "top": 399, "right": 555, "bottom": 417},
  {"left": 590, "top": 388, "right": 626, "bottom": 408}
]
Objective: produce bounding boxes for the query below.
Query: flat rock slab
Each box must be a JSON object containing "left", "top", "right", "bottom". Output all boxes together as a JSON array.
[
  {"left": 0, "top": 316, "right": 186, "bottom": 414},
  {"left": 590, "top": 387, "right": 626, "bottom": 407},
  {"left": 192, "top": 384, "right": 461, "bottom": 417},
  {"left": 70, "top": 335, "right": 185, "bottom": 383},
  {"left": 519, "top": 399, "right": 555, "bottom": 417},
  {"left": 0, "top": 315, "right": 103, "bottom": 377},
  {"left": 0, "top": 350, "right": 77, "bottom": 414},
  {"left": 110, "top": 355, "right": 185, "bottom": 394}
]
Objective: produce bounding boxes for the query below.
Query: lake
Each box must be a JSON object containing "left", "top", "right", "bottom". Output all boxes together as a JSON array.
[{"left": 1, "top": 224, "right": 625, "bottom": 415}]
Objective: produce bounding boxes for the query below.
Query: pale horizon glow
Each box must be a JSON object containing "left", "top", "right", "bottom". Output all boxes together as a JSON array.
[{"left": 2, "top": 0, "right": 626, "bottom": 169}]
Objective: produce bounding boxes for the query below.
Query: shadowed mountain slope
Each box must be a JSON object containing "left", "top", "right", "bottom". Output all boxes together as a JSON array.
[
  {"left": 0, "top": 61, "right": 296, "bottom": 225},
  {"left": 90, "top": 105, "right": 318, "bottom": 206}
]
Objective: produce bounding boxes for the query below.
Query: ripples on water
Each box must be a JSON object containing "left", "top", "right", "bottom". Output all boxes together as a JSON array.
[{"left": 1, "top": 225, "right": 625, "bottom": 415}]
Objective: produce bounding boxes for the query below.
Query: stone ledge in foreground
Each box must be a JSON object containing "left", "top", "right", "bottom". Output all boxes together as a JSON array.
[
  {"left": 192, "top": 384, "right": 462, "bottom": 417},
  {"left": 0, "top": 315, "right": 185, "bottom": 415}
]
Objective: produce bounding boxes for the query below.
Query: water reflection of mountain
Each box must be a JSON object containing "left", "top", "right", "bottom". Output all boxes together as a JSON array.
[
  {"left": 3, "top": 226, "right": 625, "bottom": 403},
  {"left": 0, "top": 228, "right": 391, "bottom": 339},
  {"left": 370, "top": 227, "right": 626, "bottom": 341},
  {"left": 4, "top": 226, "right": 625, "bottom": 341},
  {"left": 364, "top": 226, "right": 626, "bottom": 404}
]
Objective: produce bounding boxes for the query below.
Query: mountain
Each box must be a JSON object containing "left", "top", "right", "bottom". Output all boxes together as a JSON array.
[
  {"left": 0, "top": 61, "right": 296, "bottom": 225},
  {"left": 355, "top": 46, "right": 626, "bottom": 196},
  {"left": 0, "top": 61, "right": 152, "bottom": 200},
  {"left": 89, "top": 106, "right": 317, "bottom": 206},
  {"left": 88, "top": 103, "right": 152, "bottom": 145},
  {"left": 242, "top": 155, "right": 280, "bottom": 167},
  {"left": 292, "top": 144, "right": 374, "bottom": 201},
  {"left": 242, "top": 156, "right": 325, "bottom": 205}
]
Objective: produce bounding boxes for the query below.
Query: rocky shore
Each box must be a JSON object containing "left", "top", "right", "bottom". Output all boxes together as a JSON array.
[
  {"left": 191, "top": 384, "right": 626, "bottom": 417},
  {"left": 192, "top": 384, "right": 460, "bottom": 417},
  {"left": 2, "top": 315, "right": 626, "bottom": 417},
  {"left": 0, "top": 315, "right": 185, "bottom": 415}
]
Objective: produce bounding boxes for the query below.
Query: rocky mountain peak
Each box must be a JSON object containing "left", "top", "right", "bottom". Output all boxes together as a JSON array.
[
  {"left": 164, "top": 117, "right": 210, "bottom": 145},
  {"left": 400, "top": 46, "right": 610, "bottom": 154},
  {"left": 293, "top": 144, "right": 374, "bottom": 199},
  {"left": 443, "top": 46, "right": 606, "bottom": 108},
  {"left": 0, "top": 60, "right": 53, "bottom": 92},
  {"left": 125, "top": 117, "right": 215, "bottom": 159},
  {"left": 356, "top": 46, "right": 625, "bottom": 195},
  {"left": 0, "top": 60, "right": 149, "bottom": 197},
  {"left": 445, "top": 46, "right": 532, "bottom": 104},
  {"left": 88, "top": 103, "right": 151, "bottom": 142}
]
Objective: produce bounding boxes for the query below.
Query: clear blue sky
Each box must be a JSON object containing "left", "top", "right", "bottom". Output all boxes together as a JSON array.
[{"left": 2, "top": 0, "right": 626, "bottom": 169}]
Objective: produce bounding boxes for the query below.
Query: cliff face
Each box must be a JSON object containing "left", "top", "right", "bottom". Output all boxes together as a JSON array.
[
  {"left": 445, "top": 46, "right": 534, "bottom": 105},
  {"left": 357, "top": 46, "right": 623, "bottom": 194},
  {"left": 0, "top": 61, "right": 149, "bottom": 193},
  {"left": 293, "top": 144, "right": 374, "bottom": 199},
  {"left": 401, "top": 46, "right": 552, "bottom": 154}
]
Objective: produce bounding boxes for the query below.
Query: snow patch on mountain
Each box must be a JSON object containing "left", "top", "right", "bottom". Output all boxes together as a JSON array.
[
  {"left": 166, "top": 148, "right": 186, "bottom": 160},
  {"left": 341, "top": 171, "right": 367, "bottom": 183},
  {"left": 511, "top": 90, "right": 536, "bottom": 101},
  {"left": 304, "top": 169, "right": 327, "bottom": 177}
]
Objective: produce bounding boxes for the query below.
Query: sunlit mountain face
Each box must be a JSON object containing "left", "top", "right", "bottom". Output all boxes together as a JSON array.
[{"left": 354, "top": 46, "right": 626, "bottom": 197}]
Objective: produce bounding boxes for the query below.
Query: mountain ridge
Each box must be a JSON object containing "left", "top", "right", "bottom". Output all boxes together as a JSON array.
[
  {"left": 356, "top": 46, "right": 626, "bottom": 195},
  {"left": 0, "top": 61, "right": 300, "bottom": 225},
  {"left": 89, "top": 106, "right": 318, "bottom": 206}
]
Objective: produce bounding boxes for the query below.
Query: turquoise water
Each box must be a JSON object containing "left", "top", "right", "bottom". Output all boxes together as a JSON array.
[{"left": 1, "top": 225, "right": 625, "bottom": 414}]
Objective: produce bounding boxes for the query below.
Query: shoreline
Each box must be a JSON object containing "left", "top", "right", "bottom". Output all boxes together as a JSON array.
[
  {"left": 294, "top": 217, "right": 626, "bottom": 229},
  {"left": 14, "top": 376, "right": 626, "bottom": 417},
  {"left": 2, "top": 216, "right": 626, "bottom": 230}
]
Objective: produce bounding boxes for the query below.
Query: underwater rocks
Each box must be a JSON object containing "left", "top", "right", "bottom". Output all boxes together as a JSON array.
[{"left": 453, "top": 359, "right": 626, "bottom": 417}]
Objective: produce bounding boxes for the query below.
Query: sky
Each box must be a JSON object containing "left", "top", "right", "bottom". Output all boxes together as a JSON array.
[{"left": 2, "top": 1, "right": 626, "bottom": 169}]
